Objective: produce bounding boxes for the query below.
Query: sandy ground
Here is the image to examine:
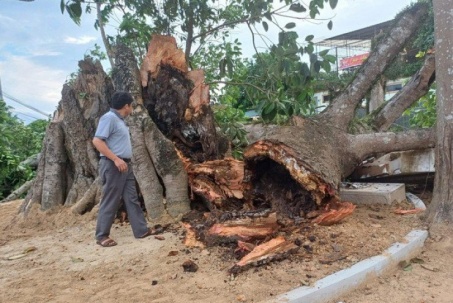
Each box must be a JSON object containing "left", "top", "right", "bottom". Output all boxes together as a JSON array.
[{"left": 0, "top": 197, "right": 452, "bottom": 303}]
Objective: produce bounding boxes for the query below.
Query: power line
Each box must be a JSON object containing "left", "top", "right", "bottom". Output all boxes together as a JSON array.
[
  {"left": 11, "top": 110, "right": 41, "bottom": 121},
  {"left": 2, "top": 91, "right": 51, "bottom": 118}
]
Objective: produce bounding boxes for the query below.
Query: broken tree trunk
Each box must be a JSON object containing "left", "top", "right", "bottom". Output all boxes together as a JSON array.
[
  {"left": 113, "top": 43, "right": 191, "bottom": 222},
  {"left": 21, "top": 1, "right": 437, "bottom": 274},
  {"left": 140, "top": 35, "right": 228, "bottom": 163},
  {"left": 22, "top": 52, "right": 192, "bottom": 223}
]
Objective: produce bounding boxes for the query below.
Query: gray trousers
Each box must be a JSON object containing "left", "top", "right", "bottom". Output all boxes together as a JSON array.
[{"left": 95, "top": 158, "right": 148, "bottom": 240}]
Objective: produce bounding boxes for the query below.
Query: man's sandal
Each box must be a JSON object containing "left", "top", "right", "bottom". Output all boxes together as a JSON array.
[
  {"left": 139, "top": 227, "right": 156, "bottom": 238},
  {"left": 96, "top": 237, "right": 117, "bottom": 247}
]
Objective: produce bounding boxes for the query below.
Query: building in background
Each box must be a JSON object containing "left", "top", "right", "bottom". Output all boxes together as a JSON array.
[{"left": 312, "top": 20, "right": 408, "bottom": 113}]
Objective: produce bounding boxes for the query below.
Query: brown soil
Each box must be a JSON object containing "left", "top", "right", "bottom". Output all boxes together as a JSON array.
[{"left": 0, "top": 194, "right": 452, "bottom": 303}]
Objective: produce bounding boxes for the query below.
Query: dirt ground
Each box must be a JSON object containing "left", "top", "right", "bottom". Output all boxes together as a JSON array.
[{"left": 0, "top": 193, "right": 452, "bottom": 303}]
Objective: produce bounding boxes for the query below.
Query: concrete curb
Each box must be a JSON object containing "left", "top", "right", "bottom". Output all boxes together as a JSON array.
[
  {"left": 271, "top": 230, "right": 428, "bottom": 303},
  {"left": 269, "top": 197, "right": 429, "bottom": 303},
  {"left": 406, "top": 192, "right": 427, "bottom": 210}
]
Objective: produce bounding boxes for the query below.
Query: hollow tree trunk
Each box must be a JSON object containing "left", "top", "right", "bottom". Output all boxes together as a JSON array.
[
  {"left": 140, "top": 35, "right": 227, "bottom": 163},
  {"left": 21, "top": 4, "right": 438, "bottom": 268}
]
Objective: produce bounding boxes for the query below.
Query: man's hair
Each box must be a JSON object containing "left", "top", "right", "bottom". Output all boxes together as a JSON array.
[{"left": 111, "top": 91, "right": 134, "bottom": 110}]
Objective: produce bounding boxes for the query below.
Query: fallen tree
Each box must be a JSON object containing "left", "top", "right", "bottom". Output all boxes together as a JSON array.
[{"left": 21, "top": 2, "right": 437, "bottom": 271}]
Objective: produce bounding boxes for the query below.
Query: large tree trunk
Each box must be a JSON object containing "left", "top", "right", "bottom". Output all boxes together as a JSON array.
[
  {"left": 21, "top": 2, "right": 438, "bottom": 271},
  {"left": 22, "top": 59, "right": 112, "bottom": 214},
  {"left": 23, "top": 51, "right": 192, "bottom": 223},
  {"left": 425, "top": 0, "right": 453, "bottom": 224},
  {"left": 113, "top": 43, "right": 191, "bottom": 222},
  {"left": 140, "top": 35, "right": 227, "bottom": 163}
]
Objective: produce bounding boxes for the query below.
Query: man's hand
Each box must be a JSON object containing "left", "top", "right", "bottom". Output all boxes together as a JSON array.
[
  {"left": 113, "top": 158, "right": 128, "bottom": 173},
  {"left": 92, "top": 137, "right": 129, "bottom": 173}
]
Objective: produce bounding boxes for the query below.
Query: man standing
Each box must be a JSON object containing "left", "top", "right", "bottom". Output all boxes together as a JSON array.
[{"left": 92, "top": 91, "right": 151, "bottom": 247}]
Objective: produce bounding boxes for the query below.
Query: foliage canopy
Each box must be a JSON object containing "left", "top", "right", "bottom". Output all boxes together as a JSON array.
[{"left": 0, "top": 99, "right": 48, "bottom": 199}]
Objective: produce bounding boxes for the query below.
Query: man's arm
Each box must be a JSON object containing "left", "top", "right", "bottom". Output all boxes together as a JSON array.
[{"left": 92, "top": 137, "right": 128, "bottom": 172}]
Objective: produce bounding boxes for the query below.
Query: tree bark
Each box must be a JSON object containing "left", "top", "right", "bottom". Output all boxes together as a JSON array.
[
  {"left": 369, "top": 77, "right": 386, "bottom": 113},
  {"left": 96, "top": 2, "right": 115, "bottom": 68},
  {"left": 426, "top": 0, "right": 453, "bottom": 224},
  {"left": 70, "top": 177, "right": 101, "bottom": 214},
  {"left": 372, "top": 53, "right": 436, "bottom": 131},
  {"left": 39, "top": 122, "right": 67, "bottom": 210}
]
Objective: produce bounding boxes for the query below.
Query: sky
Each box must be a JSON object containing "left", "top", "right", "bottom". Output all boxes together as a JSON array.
[{"left": 0, "top": 0, "right": 414, "bottom": 124}]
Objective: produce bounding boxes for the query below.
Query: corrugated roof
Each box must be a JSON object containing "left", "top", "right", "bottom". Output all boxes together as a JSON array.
[{"left": 315, "top": 20, "right": 394, "bottom": 48}]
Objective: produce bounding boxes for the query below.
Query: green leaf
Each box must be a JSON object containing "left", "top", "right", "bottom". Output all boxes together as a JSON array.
[
  {"left": 263, "top": 102, "right": 275, "bottom": 114},
  {"left": 67, "top": 2, "right": 82, "bottom": 25},
  {"left": 227, "top": 59, "right": 233, "bottom": 78},
  {"left": 69, "top": 2, "right": 82, "bottom": 18},
  {"left": 299, "top": 47, "right": 304, "bottom": 56},
  {"left": 285, "top": 22, "right": 296, "bottom": 29},
  {"left": 319, "top": 49, "right": 329, "bottom": 56},
  {"left": 262, "top": 106, "right": 277, "bottom": 122},
  {"left": 329, "top": 0, "right": 338, "bottom": 9},
  {"left": 264, "top": 12, "right": 272, "bottom": 21},
  {"left": 309, "top": 53, "right": 318, "bottom": 63},
  {"left": 300, "top": 63, "right": 310, "bottom": 78},
  {"left": 262, "top": 21, "right": 269, "bottom": 32},
  {"left": 314, "top": 61, "right": 321, "bottom": 73},
  {"left": 289, "top": 3, "right": 307, "bottom": 13},
  {"left": 305, "top": 43, "right": 314, "bottom": 54},
  {"left": 309, "top": 7, "right": 318, "bottom": 19},
  {"left": 60, "top": 0, "right": 65, "bottom": 14},
  {"left": 322, "top": 60, "right": 331, "bottom": 73},
  {"left": 325, "top": 54, "right": 337, "bottom": 63},
  {"left": 219, "top": 58, "right": 226, "bottom": 77},
  {"left": 305, "top": 35, "right": 314, "bottom": 42},
  {"left": 327, "top": 20, "right": 333, "bottom": 30}
]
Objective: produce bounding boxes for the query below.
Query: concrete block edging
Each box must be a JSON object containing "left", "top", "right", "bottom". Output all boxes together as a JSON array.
[
  {"left": 272, "top": 230, "right": 428, "bottom": 303},
  {"left": 271, "top": 198, "right": 429, "bottom": 303}
]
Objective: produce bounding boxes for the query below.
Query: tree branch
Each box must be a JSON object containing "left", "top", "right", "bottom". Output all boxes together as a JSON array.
[
  {"left": 96, "top": 2, "right": 115, "bottom": 68},
  {"left": 318, "top": 3, "right": 429, "bottom": 131},
  {"left": 371, "top": 53, "right": 436, "bottom": 131},
  {"left": 246, "top": 21, "right": 262, "bottom": 60},
  {"left": 349, "top": 128, "right": 435, "bottom": 162},
  {"left": 0, "top": 180, "right": 33, "bottom": 204},
  {"left": 191, "top": 4, "right": 288, "bottom": 42},
  {"left": 185, "top": 8, "right": 195, "bottom": 66},
  {"left": 207, "top": 80, "right": 272, "bottom": 97}
]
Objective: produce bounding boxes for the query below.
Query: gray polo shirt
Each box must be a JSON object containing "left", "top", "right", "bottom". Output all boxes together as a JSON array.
[{"left": 94, "top": 109, "right": 133, "bottom": 159}]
